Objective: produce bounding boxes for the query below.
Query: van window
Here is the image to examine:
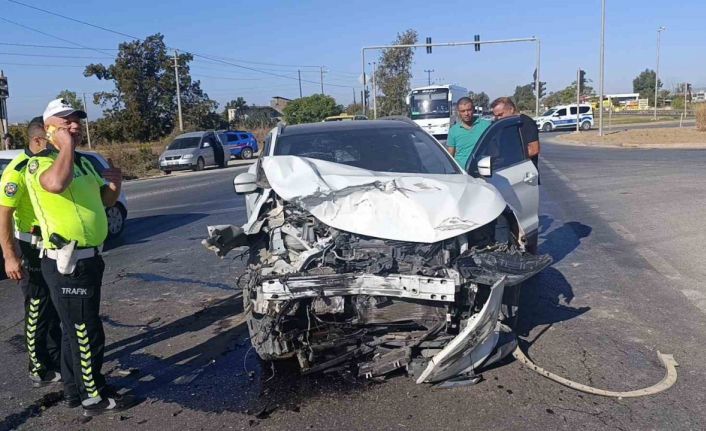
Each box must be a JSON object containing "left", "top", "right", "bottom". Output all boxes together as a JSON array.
[
  {"left": 556, "top": 108, "right": 567, "bottom": 116},
  {"left": 579, "top": 106, "right": 591, "bottom": 114},
  {"left": 570, "top": 107, "right": 577, "bottom": 115}
]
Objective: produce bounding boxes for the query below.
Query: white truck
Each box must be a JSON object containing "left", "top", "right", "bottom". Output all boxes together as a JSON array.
[{"left": 406, "top": 84, "right": 469, "bottom": 140}]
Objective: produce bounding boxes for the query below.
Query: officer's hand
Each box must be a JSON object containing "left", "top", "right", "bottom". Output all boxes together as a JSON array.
[
  {"left": 5, "top": 255, "right": 25, "bottom": 281},
  {"left": 52, "top": 127, "right": 75, "bottom": 152},
  {"left": 102, "top": 158, "right": 122, "bottom": 190}
]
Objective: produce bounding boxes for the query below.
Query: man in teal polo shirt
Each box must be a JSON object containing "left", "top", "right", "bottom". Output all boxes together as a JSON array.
[{"left": 447, "top": 97, "right": 491, "bottom": 169}]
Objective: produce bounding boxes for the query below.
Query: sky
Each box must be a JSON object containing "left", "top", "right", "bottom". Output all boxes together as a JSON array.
[{"left": 1, "top": 0, "right": 705, "bottom": 122}]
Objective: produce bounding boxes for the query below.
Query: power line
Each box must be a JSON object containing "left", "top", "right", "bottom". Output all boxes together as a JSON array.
[
  {"left": 6, "top": 3, "right": 358, "bottom": 89},
  {"left": 0, "top": 62, "right": 85, "bottom": 68},
  {"left": 0, "top": 42, "right": 118, "bottom": 50},
  {"left": 0, "top": 51, "right": 113, "bottom": 60}
]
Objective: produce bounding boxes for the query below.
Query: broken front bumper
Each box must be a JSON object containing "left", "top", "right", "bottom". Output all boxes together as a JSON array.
[{"left": 253, "top": 273, "right": 456, "bottom": 315}]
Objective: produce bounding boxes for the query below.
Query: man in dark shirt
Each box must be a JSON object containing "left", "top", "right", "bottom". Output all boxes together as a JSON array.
[{"left": 490, "top": 97, "right": 540, "bottom": 170}]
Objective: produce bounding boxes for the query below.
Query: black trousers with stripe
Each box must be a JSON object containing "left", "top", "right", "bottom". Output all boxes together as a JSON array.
[
  {"left": 19, "top": 241, "right": 61, "bottom": 378},
  {"left": 42, "top": 255, "right": 107, "bottom": 401}
]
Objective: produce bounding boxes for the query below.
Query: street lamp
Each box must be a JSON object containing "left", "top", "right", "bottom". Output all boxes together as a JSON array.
[
  {"left": 654, "top": 26, "right": 666, "bottom": 120},
  {"left": 598, "top": 0, "right": 606, "bottom": 136},
  {"left": 368, "top": 61, "right": 377, "bottom": 119}
]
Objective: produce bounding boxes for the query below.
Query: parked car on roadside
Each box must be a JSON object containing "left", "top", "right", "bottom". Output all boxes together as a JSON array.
[
  {"left": 535, "top": 104, "right": 593, "bottom": 132},
  {"left": 204, "top": 118, "right": 550, "bottom": 385},
  {"left": 218, "top": 130, "right": 258, "bottom": 160},
  {"left": 159, "top": 131, "right": 226, "bottom": 174}
]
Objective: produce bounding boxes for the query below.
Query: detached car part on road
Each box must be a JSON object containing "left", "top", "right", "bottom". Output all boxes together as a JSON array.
[{"left": 205, "top": 119, "right": 551, "bottom": 384}]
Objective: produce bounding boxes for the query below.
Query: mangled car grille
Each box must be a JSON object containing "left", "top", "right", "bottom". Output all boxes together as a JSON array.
[{"left": 206, "top": 194, "right": 552, "bottom": 384}]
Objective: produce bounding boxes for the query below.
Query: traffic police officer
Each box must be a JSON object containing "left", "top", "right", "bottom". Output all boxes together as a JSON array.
[
  {"left": 25, "top": 99, "right": 133, "bottom": 415},
  {"left": 0, "top": 117, "right": 62, "bottom": 386}
]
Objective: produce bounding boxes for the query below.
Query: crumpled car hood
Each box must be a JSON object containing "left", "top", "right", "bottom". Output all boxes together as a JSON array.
[{"left": 260, "top": 156, "right": 506, "bottom": 243}]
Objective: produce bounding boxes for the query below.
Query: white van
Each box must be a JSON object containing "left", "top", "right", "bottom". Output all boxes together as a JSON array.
[{"left": 535, "top": 104, "right": 593, "bottom": 132}]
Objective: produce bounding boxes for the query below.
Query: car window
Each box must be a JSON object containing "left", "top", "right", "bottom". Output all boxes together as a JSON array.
[
  {"left": 471, "top": 125, "right": 526, "bottom": 172},
  {"left": 556, "top": 108, "right": 567, "bottom": 116},
  {"left": 579, "top": 106, "right": 590, "bottom": 114},
  {"left": 570, "top": 107, "right": 577, "bottom": 115},
  {"left": 168, "top": 136, "right": 200, "bottom": 150},
  {"left": 239, "top": 134, "right": 249, "bottom": 141},
  {"left": 227, "top": 133, "right": 239, "bottom": 143},
  {"left": 260, "top": 133, "right": 272, "bottom": 158},
  {"left": 274, "top": 127, "right": 459, "bottom": 174},
  {"left": 0, "top": 158, "right": 13, "bottom": 174},
  {"left": 81, "top": 154, "right": 106, "bottom": 175}
]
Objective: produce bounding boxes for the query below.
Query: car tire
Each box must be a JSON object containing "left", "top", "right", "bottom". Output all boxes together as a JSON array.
[
  {"left": 241, "top": 147, "right": 253, "bottom": 160},
  {"left": 163, "top": 170, "right": 171, "bottom": 175},
  {"left": 542, "top": 123, "right": 553, "bottom": 132},
  {"left": 581, "top": 121, "right": 591, "bottom": 131},
  {"left": 106, "top": 204, "right": 126, "bottom": 238},
  {"left": 193, "top": 157, "right": 205, "bottom": 171}
]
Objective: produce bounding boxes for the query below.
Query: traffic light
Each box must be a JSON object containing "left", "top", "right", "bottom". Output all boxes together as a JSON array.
[
  {"left": 426, "top": 37, "right": 432, "bottom": 54},
  {"left": 538, "top": 81, "right": 547, "bottom": 99},
  {"left": 578, "top": 69, "right": 586, "bottom": 94},
  {"left": 0, "top": 75, "right": 8, "bottom": 98},
  {"left": 687, "top": 83, "right": 693, "bottom": 102},
  {"left": 474, "top": 35, "right": 480, "bottom": 52}
]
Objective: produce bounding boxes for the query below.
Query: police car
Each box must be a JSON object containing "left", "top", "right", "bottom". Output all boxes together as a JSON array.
[
  {"left": 535, "top": 104, "right": 593, "bottom": 132},
  {"left": 0, "top": 149, "right": 128, "bottom": 238}
]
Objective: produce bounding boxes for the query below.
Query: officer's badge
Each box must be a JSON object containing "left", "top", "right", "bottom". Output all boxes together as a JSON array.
[
  {"left": 4, "top": 182, "right": 17, "bottom": 197},
  {"left": 28, "top": 160, "right": 39, "bottom": 174}
]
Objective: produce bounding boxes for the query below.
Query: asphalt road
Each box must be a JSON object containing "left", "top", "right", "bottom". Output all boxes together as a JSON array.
[{"left": 2, "top": 141, "right": 706, "bottom": 430}]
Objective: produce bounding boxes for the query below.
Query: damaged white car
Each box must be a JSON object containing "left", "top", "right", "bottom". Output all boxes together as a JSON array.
[{"left": 204, "top": 118, "right": 552, "bottom": 385}]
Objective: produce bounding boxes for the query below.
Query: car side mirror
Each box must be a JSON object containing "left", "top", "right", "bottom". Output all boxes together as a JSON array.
[
  {"left": 234, "top": 172, "right": 257, "bottom": 194},
  {"left": 477, "top": 156, "right": 493, "bottom": 177},
  {"left": 203, "top": 142, "right": 211, "bottom": 148}
]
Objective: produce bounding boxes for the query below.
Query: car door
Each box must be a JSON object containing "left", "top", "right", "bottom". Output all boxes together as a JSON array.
[
  {"left": 201, "top": 134, "right": 215, "bottom": 165},
  {"left": 553, "top": 108, "right": 568, "bottom": 128},
  {"left": 467, "top": 117, "right": 539, "bottom": 241}
]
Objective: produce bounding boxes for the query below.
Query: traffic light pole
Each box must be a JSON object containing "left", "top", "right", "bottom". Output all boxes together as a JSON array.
[
  {"left": 576, "top": 68, "right": 581, "bottom": 133},
  {"left": 361, "top": 37, "right": 541, "bottom": 117}
]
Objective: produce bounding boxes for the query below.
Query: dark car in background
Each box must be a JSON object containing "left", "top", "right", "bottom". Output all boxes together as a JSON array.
[{"left": 218, "top": 130, "right": 258, "bottom": 160}]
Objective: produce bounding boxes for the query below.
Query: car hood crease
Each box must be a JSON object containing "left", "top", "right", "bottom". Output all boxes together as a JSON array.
[{"left": 260, "top": 156, "right": 506, "bottom": 243}]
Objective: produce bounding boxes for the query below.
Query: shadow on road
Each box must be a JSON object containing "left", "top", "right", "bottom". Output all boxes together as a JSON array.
[
  {"left": 515, "top": 216, "right": 592, "bottom": 343},
  {"left": 105, "top": 213, "right": 210, "bottom": 251}
]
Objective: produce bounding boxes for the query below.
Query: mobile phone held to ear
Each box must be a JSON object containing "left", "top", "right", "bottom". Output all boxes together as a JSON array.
[{"left": 46, "top": 125, "right": 58, "bottom": 144}]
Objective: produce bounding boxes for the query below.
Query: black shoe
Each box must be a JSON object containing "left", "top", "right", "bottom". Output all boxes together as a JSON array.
[
  {"left": 30, "top": 370, "right": 62, "bottom": 388},
  {"left": 63, "top": 394, "right": 81, "bottom": 408},
  {"left": 82, "top": 393, "right": 136, "bottom": 417}
]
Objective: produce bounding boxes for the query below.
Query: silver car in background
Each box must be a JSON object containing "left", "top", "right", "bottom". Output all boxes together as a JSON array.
[{"left": 159, "top": 131, "right": 226, "bottom": 174}]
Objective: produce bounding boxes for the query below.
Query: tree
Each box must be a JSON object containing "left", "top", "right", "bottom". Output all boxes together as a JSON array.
[
  {"left": 513, "top": 84, "right": 536, "bottom": 112},
  {"left": 542, "top": 75, "right": 595, "bottom": 108},
  {"left": 345, "top": 103, "right": 365, "bottom": 115},
  {"left": 468, "top": 91, "right": 490, "bottom": 111},
  {"left": 84, "top": 33, "right": 217, "bottom": 142},
  {"left": 283, "top": 94, "right": 342, "bottom": 124},
  {"left": 56, "top": 90, "right": 83, "bottom": 110},
  {"left": 375, "top": 29, "right": 418, "bottom": 117},
  {"left": 633, "top": 69, "right": 662, "bottom": 107}
]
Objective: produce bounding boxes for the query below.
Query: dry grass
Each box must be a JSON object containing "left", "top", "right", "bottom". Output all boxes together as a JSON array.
[
  {"left": 697, "top": 104, "right": 706, "bottom": 132},
  {"left": 556, "top": 127, "right": 706, "bottom": 148}
]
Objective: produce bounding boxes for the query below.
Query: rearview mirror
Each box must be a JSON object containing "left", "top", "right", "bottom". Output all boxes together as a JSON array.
[
  {"left": 234, "top": 172, "right": 257, "bottom": 194},
  {"left": 477, "top": 156, "right": 492, "bottom": 177}
]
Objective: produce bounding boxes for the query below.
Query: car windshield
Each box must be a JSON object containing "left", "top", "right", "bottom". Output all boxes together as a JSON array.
[
  {"left": 409, "top": 89, "right": 450, "bottom": 120},
  {"left": 274, "top": 127, "right": 460, "bottom": 174},
  {"left": 168, "top": 137, "right": 201, "bottom": 150},
  {"left": 541, "top": 109, "right": 556, "bottom": 117}
]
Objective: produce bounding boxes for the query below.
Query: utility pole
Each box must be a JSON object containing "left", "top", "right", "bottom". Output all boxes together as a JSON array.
[
  {"left": 576, "top": 68, "right": 581, "bottom": 133},
  {"left": 535, "top": 39, "right": 541, "bottom": 116},
  {"left": 0, "top": 70, "right": 8, "bottom": 140},
  {"left": 684, "top": 82, "right": 688, "bottom": 118},
  {"left": 654, "top": 26, "right": 666, "bottom": 120},
  {"left": 82, "top": 92, "right": 92, "bottom": 149},
  {"left": 353, "top": 88, "right": 357, "bottom": 105},
  {"left": 173, "top": 50, "right": 183, "bottom": 132},
  {"left": 320, "top": 66, "right": 325, "bottom": 95},
  {"left": 598, "top": 0, "right": 605, "bottom": 136},
  {"left": 369, "top": 62, "right": 377, "bottom": 119},
  {"left": 298, "top": 70, "right": 303, "bottom": 98},
  {"left": 424, "top": 69, "right": 434, "bottom": 85}
]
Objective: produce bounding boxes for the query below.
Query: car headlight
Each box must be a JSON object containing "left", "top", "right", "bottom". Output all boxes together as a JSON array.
[{"left": 182, "top": 154, "right": 193, "bottom": 159}]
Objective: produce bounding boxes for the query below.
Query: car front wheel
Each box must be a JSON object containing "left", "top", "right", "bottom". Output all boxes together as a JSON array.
[
  {"left": 106, "top": 204, "right": 126, "bottom": 238},
  {"left": 581, "top": 121, "right": 592, "bottom": 131},
  {"left": 193, "top": 157, "right": 205, "bottom": 171},
  {"left": 542, "top": 123, "right": 553, "bottom": 132},
  {"left": 241, "top": 147, "right": 253, "bottom": 160}
]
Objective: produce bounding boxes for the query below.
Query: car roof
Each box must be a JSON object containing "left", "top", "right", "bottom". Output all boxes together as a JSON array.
[
  {"left": 0, "top": 149, "right": 24, "bottom": 159},
  {"left": 177, "top": 131, "right": 208, "bottom": 138},
  {"left": 280, "top": 119, "right": 418, "bottom": 136}
]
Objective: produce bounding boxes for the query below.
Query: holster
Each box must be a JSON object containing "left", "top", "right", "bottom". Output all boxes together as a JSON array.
[{"left": 55, "top": 240, "right": 78, "bottom": 275}]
